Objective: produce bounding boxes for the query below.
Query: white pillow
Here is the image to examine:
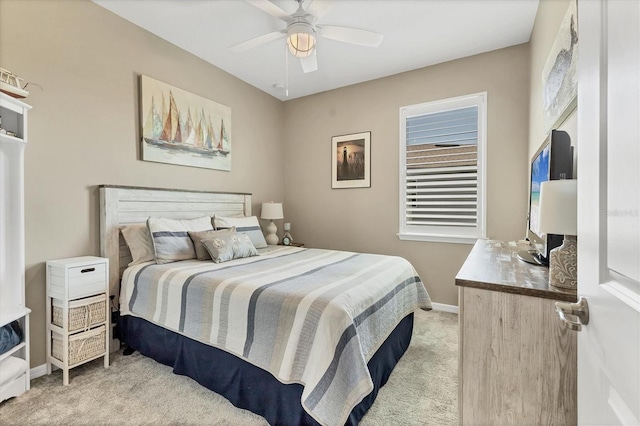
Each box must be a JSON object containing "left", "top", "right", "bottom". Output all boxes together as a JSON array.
[
  {"left": 214, "top": 215, "right": 268, "bottom": 249},
  {"left": 120, "top": 224, "right": 155, "bottom": 266},
  {"left": 148, "top": 216, "right": 214, "bottom": 264},
  {"left": 0, "top": 356, "right": 27, "bottom": 385}
]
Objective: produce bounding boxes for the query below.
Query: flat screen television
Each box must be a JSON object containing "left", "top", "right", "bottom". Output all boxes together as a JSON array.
[{"left": 518, "top": 130, "right": 573, "bottom": 265}]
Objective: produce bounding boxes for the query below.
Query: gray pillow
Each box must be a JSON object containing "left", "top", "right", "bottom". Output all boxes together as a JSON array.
[
  {"left": 188, "top": 227, "right": 236, "bottom": 261},
  {"left": 120, "top": 224, "right": 155, "bottom": 266},
  {"left": 201, "top": 233, "right": 258, "bottom": 264}
]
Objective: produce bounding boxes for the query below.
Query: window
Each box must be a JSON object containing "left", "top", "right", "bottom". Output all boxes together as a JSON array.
[{"left": 398, "top": 93, "right": 486, "bottom": 244}]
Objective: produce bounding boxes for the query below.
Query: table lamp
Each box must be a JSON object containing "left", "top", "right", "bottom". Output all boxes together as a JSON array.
[
  {"left": 261, "top": 202, "right": 284, "bottom": 245},
  {"left": 538, "top": 179, "right": 578, "bottom": 290}
]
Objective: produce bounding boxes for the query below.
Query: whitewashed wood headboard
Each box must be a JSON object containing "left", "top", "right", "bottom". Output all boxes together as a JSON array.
[{"left": 99, "top": 185, "right": 252, "bottom": 305}]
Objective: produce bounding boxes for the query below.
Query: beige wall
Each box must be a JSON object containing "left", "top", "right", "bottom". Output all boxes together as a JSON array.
[
  {"left": 0, "top": 0, "right": 285, "bottom": 367},
  {"left": 528, "top": 0, "right": 573, "bottom": 158},
  {"left": 282, "top": 44, "right": 531, "bottom": 307}
]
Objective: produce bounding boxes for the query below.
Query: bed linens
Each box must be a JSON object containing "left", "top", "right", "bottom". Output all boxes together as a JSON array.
[{"left": 120, "top": 246, "right": 431, "bottom": 426}]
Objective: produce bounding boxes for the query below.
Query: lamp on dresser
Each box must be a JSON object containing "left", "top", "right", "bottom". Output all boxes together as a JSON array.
[
  {"left": 261, "top": 202, "right": 284, "bottom": 246},
  {"left": 539, "top": 179, "right": 578, "bottom": 290}
]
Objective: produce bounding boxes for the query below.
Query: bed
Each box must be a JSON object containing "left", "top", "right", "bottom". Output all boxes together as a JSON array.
[{"left": 99, "top": 185, "right": 432, "bottom": 426}]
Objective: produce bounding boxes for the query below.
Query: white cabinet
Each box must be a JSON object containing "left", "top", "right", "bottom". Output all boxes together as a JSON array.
[
  {"left": 0, "top": 93, "right": 31, "bottom": 402},
  {"left": 46, "top": 256, "right": 110, "bottom": 385}
]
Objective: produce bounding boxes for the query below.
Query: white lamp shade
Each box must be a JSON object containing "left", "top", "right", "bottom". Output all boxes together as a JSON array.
[
  {"left": 261, "top": 202, "right": 284, "bottom": 220},
  {"left": 539, "top": 179, "right": 577, "bottom": 236}
]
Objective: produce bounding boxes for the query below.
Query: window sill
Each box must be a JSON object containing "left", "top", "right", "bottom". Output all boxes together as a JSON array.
[{"left": 397, "top": 232, "right": 480, "bottom": 245}]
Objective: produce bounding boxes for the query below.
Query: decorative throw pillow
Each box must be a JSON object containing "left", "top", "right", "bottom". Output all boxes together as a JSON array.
[
  {"left": 213, "top": 215, "right": 268, "bottom": 249},
  {"left": 120, "top": 224, "right": 155, "bottom": 266},
  {"left": 201, "top": 233, "right": 258, "bottom": 264},
  {"left": 147, "top": 216, "right": 213, "bottom": 264},
  {"left": 188, "top": 227, "right": 236, "bottom": 261}
]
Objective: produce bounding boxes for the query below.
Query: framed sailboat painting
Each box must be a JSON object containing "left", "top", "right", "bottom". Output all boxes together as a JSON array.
[{"left": 140, "top": 75, "right": 231, "bottom": 171}]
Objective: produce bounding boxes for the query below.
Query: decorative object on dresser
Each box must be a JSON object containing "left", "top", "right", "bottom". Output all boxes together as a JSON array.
[
  {"left": 539, "top": 179, "right": 578, "bottom": 290},
  {"left": 140, "top": 75, "right": 231, "bottom": 171},
  {"left": 260, "top": 201, "right": 284, "bottom": 245},
  {"left": 0, "top": 93, "right": 31, "bottom": 402},
  {"left": 456, "top": 240, "right": 577, "bottom": 425},
  {"left": 46, "top": 256, "right": 110, "bottom": 386},
  {"left": 331, "top": 131, "right": 371, "bottom": 189},
  {"left": 281, "top": 222, "right": 293, "bottom": 245}
]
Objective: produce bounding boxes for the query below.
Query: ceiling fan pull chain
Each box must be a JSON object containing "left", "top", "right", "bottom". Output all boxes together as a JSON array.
[{"left": 285, "top": 43, "right": 289, "bottom": 97}]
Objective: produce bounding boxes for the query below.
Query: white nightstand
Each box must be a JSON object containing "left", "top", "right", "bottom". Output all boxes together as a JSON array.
[{"left": 46, "top": 256, "right": 109, "bottom": 385}]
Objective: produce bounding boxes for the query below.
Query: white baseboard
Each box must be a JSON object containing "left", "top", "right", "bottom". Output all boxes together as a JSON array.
[
  {"left": 30, "top": 364, "right": 48, "bottom": 379},
  {"left": 431, "top": 302, "right": 459, "bottom": 314}
]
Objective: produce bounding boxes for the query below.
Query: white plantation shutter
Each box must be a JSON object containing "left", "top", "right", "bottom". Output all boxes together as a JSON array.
[{"left": 399, "top": 93, "right": 486, "bottom": 243}]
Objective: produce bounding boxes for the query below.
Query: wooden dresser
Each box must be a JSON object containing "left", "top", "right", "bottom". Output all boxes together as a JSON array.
[{"left": 455, "top": 240, "right": 577, "bottom": 425}]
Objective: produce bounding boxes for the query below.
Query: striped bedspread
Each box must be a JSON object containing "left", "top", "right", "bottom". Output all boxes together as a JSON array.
[{"left": 120, "top": 246, "right": 432, "bottom": 426}]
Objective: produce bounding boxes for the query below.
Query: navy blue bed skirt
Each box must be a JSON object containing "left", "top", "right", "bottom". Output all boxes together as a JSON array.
[{"left": 118, "top": 313, "right": 414, "bottom": 425}]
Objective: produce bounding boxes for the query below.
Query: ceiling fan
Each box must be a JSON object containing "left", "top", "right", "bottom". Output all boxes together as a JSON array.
[{"left": 229, "top": 0, "right": 384, "bottom": 74}]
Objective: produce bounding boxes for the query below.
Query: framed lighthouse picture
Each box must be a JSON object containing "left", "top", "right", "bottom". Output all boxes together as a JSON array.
[
  {"left": 140, "top": 75, "right": 232, "bottom": 171},
  {"left": 331, "top": 131, "right": 371, "bottom": 189}
]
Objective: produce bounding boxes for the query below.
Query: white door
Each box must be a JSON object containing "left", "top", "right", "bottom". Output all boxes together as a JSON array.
[{"left": 577, "top": 0, "right": 640, "bottom": 424}]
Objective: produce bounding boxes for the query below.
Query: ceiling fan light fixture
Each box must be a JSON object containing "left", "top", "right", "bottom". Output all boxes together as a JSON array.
[{"left": 287, "top": 22, "right": 316, "bottom": 58}]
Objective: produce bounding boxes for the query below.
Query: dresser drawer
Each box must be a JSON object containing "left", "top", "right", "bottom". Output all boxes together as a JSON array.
[
  {"left": 48, "top": 261, "right": 107, "bottom": 300},
  {"left": 68, "top": 263, "right": 107, "bottom": 299},
  {"left": 68, "top": 263, "right": 106, "bottom": 279},
  {"left": 68, "top": 264, "right": 106, "bottom": 299}
]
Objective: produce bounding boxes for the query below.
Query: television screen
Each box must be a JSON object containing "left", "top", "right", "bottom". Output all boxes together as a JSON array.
[
  {"left": 529, "top": 144, "right": 550, "bottom": 239},
  {"left": 519, "top": 130, "right": 572, "bottom": 266}
]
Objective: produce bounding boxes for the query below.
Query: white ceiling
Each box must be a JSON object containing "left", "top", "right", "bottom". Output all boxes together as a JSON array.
[{"left": 93, "top": 0, "right": 539, "bottom": 101}]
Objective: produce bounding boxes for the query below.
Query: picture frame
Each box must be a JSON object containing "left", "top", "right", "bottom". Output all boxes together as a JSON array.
[
  {"left": 140, "top": 75, "right": 232, "bottom": 171},
  {"left": 331, "top": 131, "right": 371, "bottom": 189},
  {"left": 542, "top": 0, "right": 578, "bottom": 133}
]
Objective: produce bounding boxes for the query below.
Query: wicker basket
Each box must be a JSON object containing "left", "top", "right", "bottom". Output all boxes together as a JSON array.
[
  {"left": 52, "top": 294, "right": 106, "bottom": 333},
  {"left": 51, "top": 326, "right": 106, "bottom": 366}
]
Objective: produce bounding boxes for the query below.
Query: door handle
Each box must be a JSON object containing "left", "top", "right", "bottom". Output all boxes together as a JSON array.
[{"left": 555, "top": 298, "right": 589, "bottom": 331}]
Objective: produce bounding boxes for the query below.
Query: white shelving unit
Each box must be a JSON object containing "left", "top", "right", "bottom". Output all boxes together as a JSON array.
[
  {"left": 0, "top": 93, "right": 32, "bottom": 402},
  {"left": 46, "top": 256, "right": 109, "bottom": 386}
]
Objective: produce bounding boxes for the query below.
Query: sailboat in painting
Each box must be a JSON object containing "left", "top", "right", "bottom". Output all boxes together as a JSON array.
[
  {"left": 217, "top": 120, "right": 230, "bottom": 156},
  {"left": 143, "top": 91, "right": 229, "bottom": 157}
]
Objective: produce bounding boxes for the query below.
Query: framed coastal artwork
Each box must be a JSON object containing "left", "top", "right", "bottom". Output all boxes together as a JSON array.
[
  {"left": 542, "top": 0, "right": 578, "bottom": 133},
  {"left": 331, "top": 131, "right": 371, "bottom": 189},
  {"left": 140, "top": 75, "right": 231, "bottom": 171}
]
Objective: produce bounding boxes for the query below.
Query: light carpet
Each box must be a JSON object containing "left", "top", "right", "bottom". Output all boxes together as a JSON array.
[{"left": 0, "top": 310, "right": 458, "bottom": 425}]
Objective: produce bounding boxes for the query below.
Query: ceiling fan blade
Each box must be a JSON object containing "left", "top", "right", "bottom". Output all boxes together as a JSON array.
[
  {"left": 300, "top": 55, "right": 318, "bottom": 73},
  {"left": 229, "top": 31, "right": 285, "bottom": 53},
  {"left": 318, "top": 25, "right": 384, "bottom": 47},
  {"left": 245, "top": 0, "right": 290, "bottom": 20},
  {"left": 305, "top": 0, "right": 335, "bottom": 19}
]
